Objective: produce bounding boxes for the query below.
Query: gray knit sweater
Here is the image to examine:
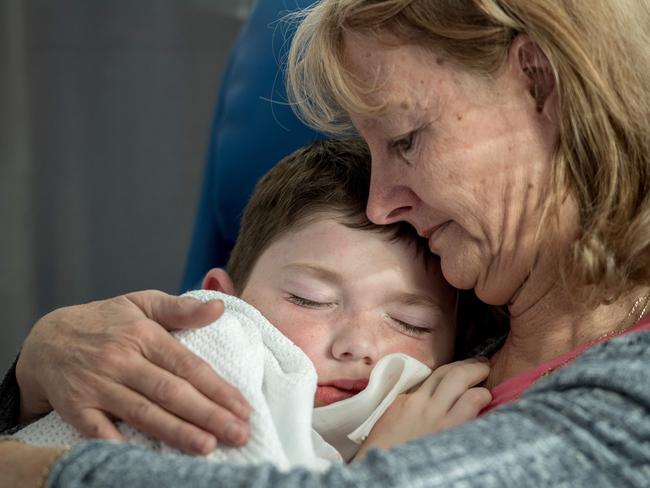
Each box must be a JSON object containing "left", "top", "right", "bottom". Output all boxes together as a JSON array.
[{"left": 3, "top": 330, "right": 650, "bottom": 486}]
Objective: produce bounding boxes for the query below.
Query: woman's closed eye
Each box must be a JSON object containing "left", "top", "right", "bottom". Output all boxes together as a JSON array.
[
  {"left": 390, "top": 123, "right": 430, "bottom": 163},
  {"left": 286, "top": 294, "right": 334, "bottom": 309},
  {"left": 391, "top": 131, "right": 415, "bottom": 158}
]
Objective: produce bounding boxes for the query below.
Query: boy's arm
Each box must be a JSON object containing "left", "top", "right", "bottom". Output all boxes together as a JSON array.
[{"left": 352, "top": 357, "right": 491, "bottom": 461}]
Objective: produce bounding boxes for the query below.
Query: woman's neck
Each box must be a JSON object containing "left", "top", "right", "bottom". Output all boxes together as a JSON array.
[{"left": 485, "top": 269, "right": 649, "bottom": 390}]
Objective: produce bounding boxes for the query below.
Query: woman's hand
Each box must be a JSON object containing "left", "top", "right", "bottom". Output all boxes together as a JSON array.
[
  {"left": 15, "top": 290, "right": 250, "bottom": 455},
  {"left": 354, "top": 357, "right": 491, "bottom": 460}
]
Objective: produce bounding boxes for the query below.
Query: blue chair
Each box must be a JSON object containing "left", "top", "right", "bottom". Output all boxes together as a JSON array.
[{"left": 181, "top": 0, "right": 322, "bottom": 291}]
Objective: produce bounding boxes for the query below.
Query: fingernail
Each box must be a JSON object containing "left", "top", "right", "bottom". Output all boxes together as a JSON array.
[
  {"left": 191, "top": 434, "right": 215, "bottom": 454},
  {"left": 476, "top": 356, "right": 490, "bottom": 363},
  {"left": 225, "top": 422, "right": 247, "bottom": 445},
  {"left": 229, "top": 399, "right": 250, "bottom": 420}
]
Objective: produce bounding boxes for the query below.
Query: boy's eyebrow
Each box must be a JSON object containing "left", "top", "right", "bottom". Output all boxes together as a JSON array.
[
  {"left": 281, "top": 263, "right": 343, "bottom": 285},
  {"left": 387, "top": 292, "right": 443, "bottom": 310}
]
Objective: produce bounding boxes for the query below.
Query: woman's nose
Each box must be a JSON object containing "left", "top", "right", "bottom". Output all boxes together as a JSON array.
[{"left": 366, "top": 161, "right": 418, "bottom": 225}]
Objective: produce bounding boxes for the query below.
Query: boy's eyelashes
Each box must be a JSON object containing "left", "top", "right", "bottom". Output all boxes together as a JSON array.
[
  {"left": 387, "top": 315, "right": 433, "bottom": 336},
  {"left": 286, "top": 293, "right": 334, "bottom": 309},
  {"left": 285, "top": 292, "right": 434, "bottom": 336}
]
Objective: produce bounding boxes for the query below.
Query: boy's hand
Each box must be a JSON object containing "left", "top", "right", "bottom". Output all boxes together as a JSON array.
[
  {"left": 16, "top": 290, "right": 250, "bottom": 455},
  {"left": 353, "top": 357, "right": 491, "bottom": 460}
]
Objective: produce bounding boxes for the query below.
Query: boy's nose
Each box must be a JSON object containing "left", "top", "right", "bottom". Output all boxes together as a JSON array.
[{"left": 330, "top": 321, "right": 378, "bottom": 366}]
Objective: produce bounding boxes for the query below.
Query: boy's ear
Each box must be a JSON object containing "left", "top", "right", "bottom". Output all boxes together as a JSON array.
[{"left": 201, "top": 268, "right": 236, "bottom": 295}]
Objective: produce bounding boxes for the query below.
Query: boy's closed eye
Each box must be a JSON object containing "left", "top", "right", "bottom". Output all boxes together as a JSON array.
[
  {"left": 286, "top": 291, "right": 436, "bottom": 339},
  {"left": 286, "top": 294, "right": 335, "bottom": 309},
  {"left": 387, "top": 315, "right": 433, "bottom": 336}
]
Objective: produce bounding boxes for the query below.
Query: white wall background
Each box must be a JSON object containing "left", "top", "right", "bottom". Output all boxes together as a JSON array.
[{"left": 0, "top": 0, "right": 248, "bottom": 371}]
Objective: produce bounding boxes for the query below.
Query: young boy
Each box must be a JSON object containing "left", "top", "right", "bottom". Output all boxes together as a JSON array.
[{"left": 13, "top": 140, "right": 488, "bottom": 469}]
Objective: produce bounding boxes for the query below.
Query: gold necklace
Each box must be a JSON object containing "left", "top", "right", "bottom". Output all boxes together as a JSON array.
[{"left": 540, "top": 292, "right": 650, "bottom": 378}]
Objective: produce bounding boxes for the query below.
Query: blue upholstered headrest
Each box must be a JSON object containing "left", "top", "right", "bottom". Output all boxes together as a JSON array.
[{"left": 181, "top": 0, "right": 322, "bottom": 291}]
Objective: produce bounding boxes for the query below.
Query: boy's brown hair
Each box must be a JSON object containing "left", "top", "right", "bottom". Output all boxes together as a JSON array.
[{"left": 227, "top": 138, "right": 432, "bottom": 292}]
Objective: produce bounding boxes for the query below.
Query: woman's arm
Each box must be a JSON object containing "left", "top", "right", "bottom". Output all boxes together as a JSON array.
[
  {"left": 0, "top": 439, "right": 68, "bottom": 488},
  {"left": 4, "top": 290, "right": 251, "bottom": 454},
  {"left": 45, "top": 330, "right": 650, "bottom": 487}
]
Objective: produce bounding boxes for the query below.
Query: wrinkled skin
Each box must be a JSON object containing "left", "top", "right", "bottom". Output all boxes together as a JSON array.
[{"left": 16, "top": 290, "right": 250, "bottom": 455}]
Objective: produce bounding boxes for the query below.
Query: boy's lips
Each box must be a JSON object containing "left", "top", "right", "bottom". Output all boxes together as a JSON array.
[{"left": 315, "top": 378, "right": 369, "bottom": 407}]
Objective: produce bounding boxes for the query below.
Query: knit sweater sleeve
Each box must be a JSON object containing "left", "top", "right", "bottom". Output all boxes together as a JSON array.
[{"left": 48, "top": 330, "right": 650, "bottom": 488}]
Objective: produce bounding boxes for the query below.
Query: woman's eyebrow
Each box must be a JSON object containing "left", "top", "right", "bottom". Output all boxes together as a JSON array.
[{"left": 281, "top": 263, "right": 343, "bottom": 285}]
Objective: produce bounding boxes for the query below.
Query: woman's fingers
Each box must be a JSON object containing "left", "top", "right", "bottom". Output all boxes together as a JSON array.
[
  {"left": 123, "top": 352, "right": 249, "bottom": 449},
  {"left": 73, "top": 407, "right": 126, "bottom": 442},
  {"left": 97, "top": 382, "right": 221, "bottom": 455},
  {"left": 16, "top": 289, "right": 251, "bottom": 452},
  {"left": 141, "top": 329, "right": 250, "bottom": 421},
  {"left": 126, "top": 290, "right": 225, "bottom": 330}
]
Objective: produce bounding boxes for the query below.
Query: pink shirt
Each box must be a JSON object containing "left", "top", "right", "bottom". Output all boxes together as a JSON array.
[{"left": 482, "top": 315, "right": 650, "bottom": 413}]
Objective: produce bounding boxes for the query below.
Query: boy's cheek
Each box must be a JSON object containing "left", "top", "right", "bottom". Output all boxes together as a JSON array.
[
  {"left": 268, "top": 311, "right": 326, "bottom": 358},
  {"left": 393, "top": 342, "right": 436, "bottom": 368}
]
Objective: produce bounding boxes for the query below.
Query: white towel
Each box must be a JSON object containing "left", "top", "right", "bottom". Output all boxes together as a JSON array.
[
  {"left": 14, "top": 290, "right": 432, "bottom": 469},
  {"left": 313, "top": 352, "right": 431, "bottom": 461}
]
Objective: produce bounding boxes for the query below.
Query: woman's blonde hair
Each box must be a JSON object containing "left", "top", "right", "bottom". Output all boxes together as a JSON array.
[{"left": 286, "top": 0, "right": 650, "bottom": 302}]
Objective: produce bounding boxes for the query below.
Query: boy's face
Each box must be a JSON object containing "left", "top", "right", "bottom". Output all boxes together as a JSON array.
[{"left": 241, "top": 217, "right": 455, "bottom": 407}]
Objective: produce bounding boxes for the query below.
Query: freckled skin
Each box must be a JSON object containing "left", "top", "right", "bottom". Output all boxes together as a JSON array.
[
  {"left": 342, "top": 32, "right": 571, "bottom": 306},
  {"left": 239, "top": 217, "right": 456, "bottom": 398}
]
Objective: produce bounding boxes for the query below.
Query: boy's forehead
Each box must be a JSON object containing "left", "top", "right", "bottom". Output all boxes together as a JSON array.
[
  {"left": 270, "top": 213, "right": 435, "bottom": 274},
  {"left": 264, "top": 217, "right": 452, "bottom": 298}
]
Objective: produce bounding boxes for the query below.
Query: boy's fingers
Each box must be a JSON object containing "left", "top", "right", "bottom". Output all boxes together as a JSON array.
[
  {"left": 413, "top": 359, "right": 490, "bottom": 417},
  {"left": 124, "top": 353, "right": 249, "bottom": 446},
  {"left": 419, "top": 358, "right": 489, "bottom": 398},
  {"left": 72, "top": 408, "right": 126, "bottom": 443},
  {"left": 443, "top": 387, "right": 492, "bottom": 428},
  {"left": 126, "top": 291, "right": 225, "bottom": 331},
  {"left": 434, "top": 360, "right": 490, "bottom": 399},
  {"left": 141, "top": 329, "right": 251, "bottom": 421}
]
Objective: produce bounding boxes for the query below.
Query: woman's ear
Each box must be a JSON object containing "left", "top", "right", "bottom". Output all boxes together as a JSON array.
[
  {"left": 201, "top": 268, "right": 237, "bottom": 295},
  {"left": 511, "top": 35, "right": 556, "bottom": 115}
]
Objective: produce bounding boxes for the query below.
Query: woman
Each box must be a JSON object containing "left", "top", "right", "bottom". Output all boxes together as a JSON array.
[{"left": 3, "top": 0, "right": 650, "bottom": 485}]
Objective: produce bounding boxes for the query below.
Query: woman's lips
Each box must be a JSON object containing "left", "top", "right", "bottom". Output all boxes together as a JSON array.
[
  {"left": 423, "top": 221, "right": 451, "bottom": 250},
  {"left": 315, "top": 378, "right": 369, "bottom": 407}
]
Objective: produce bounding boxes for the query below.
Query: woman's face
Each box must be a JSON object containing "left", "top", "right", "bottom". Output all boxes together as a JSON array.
[{"left": 344, "top": 33, "right": 562, "bottom": 306}]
